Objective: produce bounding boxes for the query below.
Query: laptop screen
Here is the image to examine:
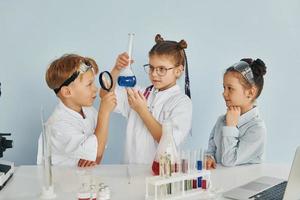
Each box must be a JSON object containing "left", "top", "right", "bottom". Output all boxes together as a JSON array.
[{"left": 283, "top": 146, "right": 300, "bottom": 200}]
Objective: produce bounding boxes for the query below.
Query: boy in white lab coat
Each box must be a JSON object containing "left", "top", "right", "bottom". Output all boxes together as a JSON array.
[
  {"left": 37, "top": 54, "right": 116, "bottom": 167},
  {"left": 101, "top": 34, "right": 192, "bottom": 164}
]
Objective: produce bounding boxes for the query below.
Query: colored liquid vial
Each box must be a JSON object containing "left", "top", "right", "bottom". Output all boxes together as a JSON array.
[
  {"left": 197, "top": 177, "right": 202, "bottom": 188},
  {"left": 118, "top": 76, "right": 136, "bottom": 87},
  {"left": 197, "top": 160, "right": 202, "bottom": 170},
  {"left": 152, "top": 160, "right": 160, "bottom": 175}
]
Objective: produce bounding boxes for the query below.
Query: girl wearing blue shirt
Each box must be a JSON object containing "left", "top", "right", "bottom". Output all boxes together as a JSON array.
[{"left": 206, "top": 58, "right": 267, "bottom": 168}]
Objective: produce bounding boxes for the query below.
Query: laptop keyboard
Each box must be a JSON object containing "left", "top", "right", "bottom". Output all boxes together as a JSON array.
[
  {"left": 249, "top": 181, "right": 287, "bottom": 200},
  {"left": 0, "top": 164, "right": 11, "bottom": 174}
]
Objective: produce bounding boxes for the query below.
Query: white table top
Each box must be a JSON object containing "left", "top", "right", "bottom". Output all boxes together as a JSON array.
[{"left": 0, "top": 163, "right": 290, "bottom": 200}]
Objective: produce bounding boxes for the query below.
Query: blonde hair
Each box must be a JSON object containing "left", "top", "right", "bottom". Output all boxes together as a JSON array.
[{"left": 45, "top": 54, "right": 99, "bottom": 90}]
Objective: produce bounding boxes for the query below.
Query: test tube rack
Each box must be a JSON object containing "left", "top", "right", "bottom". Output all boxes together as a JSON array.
[{"left": 145, "top": 170, "right": 211, "bottom": 200}]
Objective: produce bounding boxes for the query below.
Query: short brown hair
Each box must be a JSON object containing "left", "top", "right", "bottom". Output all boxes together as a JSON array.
[{"left": 45, "top": 54, "right": 99, "bottom": 90}]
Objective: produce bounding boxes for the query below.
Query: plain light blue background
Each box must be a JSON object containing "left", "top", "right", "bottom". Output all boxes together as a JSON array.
[{"left": 0, "top": 0, "right": 299, "bottom": 166}]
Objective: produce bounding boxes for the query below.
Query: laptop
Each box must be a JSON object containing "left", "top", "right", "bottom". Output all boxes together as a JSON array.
[{"left": 223, "top": 146, "right": 300, "bottom": 200}]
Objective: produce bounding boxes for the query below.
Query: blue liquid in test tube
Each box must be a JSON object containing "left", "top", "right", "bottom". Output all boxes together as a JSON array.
[{"left": 197, "top": 148, "right": 203, "bottom": 170}]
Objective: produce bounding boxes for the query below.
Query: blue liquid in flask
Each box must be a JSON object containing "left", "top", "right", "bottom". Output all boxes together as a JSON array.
[{"left": 118, "top": 76, "right": 136, "bottom": 87}]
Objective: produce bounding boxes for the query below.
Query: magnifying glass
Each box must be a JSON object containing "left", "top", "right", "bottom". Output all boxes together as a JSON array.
[{"left": 99, "top": 71, "right": 113, "bottom": 92}]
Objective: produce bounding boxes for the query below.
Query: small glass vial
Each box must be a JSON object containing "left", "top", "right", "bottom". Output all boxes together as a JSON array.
[{"left": 78, "top": 183, "right": 95, "bottom": 200}]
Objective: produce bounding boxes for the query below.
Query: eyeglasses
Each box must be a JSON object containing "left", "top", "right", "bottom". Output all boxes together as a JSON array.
[
  {"left": 54, "top": 63, "right": 93, "bottom": 94},
  {"left": 143, "top": 64, "right": 178, "bottom": 77}
]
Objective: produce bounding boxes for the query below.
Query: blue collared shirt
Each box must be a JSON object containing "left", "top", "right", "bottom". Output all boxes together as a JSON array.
[{"left": 207, "top": 106, "right": 266, "bottom": 167}]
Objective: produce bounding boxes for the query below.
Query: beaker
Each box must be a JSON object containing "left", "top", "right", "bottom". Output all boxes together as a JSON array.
[{"left": 118, "top": 33, "right": 137, "bottom": 87}]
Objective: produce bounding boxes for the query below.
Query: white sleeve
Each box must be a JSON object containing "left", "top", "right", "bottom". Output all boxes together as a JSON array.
[
  {"left": 50, "top": 122, "right": 98, "bottom": 161},
  {"left": 113, "top": 85, "right": 130, "bottom": 118},
  {"left": 167, "top": 96, "right": 192, "bottom": 147},
  {"left": 90, "top": 106, "right": 99, "bottom": 129}
]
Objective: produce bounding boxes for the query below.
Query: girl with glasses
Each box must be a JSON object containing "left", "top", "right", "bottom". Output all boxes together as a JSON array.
[{"left": 102, "top": 34, "right": 192, "bottom": 164}]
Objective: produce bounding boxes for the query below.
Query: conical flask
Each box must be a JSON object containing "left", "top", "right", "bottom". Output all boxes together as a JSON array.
[
  {"left": 118, "top": 33, "right": 137, "bottom": 87},
  {"left": 151, "top": 120, "right": 179, "bottom": 176}
]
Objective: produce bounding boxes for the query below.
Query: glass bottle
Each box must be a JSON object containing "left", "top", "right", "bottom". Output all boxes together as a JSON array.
[
  {"left": 152, "top": 119, "right": 179, "bottom": 176},
  {"left": 118, "top": 33, "right": 137, "bottom": 87}
]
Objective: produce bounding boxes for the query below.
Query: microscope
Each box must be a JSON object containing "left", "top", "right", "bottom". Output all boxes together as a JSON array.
[
  {"left": 0, "top": 82, "right": 14, "bottom": 190},
  {"left": 0, "top": 133, "right": 14, "bottom": 190}
]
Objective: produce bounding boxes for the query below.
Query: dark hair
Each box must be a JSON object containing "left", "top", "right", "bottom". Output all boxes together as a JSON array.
[
  {"left": 149, "top": 34, "right": 191, "bottom": 98},
  {"left": 149, "top": 34, "right": 187, "bottom": 66},
  {"left": 226, "top": 58, "right": 267, "bottom": 99}
]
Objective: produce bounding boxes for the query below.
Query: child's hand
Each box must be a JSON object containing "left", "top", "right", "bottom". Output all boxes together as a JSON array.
[
  {"left": 114, "top": 52, "right": 134, "bottom": 71},
  {"left": 205, "top": 157, "right": 216, "bottom": 170},
  {"left": 77, "top": 159, "right": 97, "bottom": 168},
  {"left": 127, "top": 88, "right": 147, "bottom": 113},
  {"left": 100, "top": 92, "right": 117, "bottom": 113},
  {"left": 226, "top": 106, "right": 241, "bottom": 127}
]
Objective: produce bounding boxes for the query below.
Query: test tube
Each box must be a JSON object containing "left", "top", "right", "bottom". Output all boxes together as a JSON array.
[
  {"left": 202, "top": 174, "right": 210, "bottom": 190},
  {"left": 97, "top": 187, "right": 105, "bottom": 200},
  {"left": 89, "top": 184, "right": 97, "bottom": 200},
  {"left": 203, "top": 149, "right": 209, "bottom": 170},
  {"left": 191, "top": 150, "right": 197, "bottom": 189},
  {"left": 166, "top": 154, "right": 172, "bottom": 195},
  {"left": 187, "top": 150, "right": 191, "bottom": 174},
  {"left": 165, "top": 154, "right": 171, "bottom": 177},
  {"left": 175, "top": 156, "right": 181, "bottom": 173},
  {"left": 180, "top": 150, "right": 188, "bottom": 191},
  {"left": 191, "top": 150, "right": 198, "bottom": 171},
  {"left": 78, "top": 183, "right": 89, "bottom": 200},
  {"left": 181, "top": 150, "right": 190, "bottom": 174},
  {"left": 103, "top": 185, "right": 111, "bottom": 200},
  {"left": 180, "top": 150, "right": 186, "bottom": 173},
  {"left": 159, "top": 155, "right": 165, "bottom": 177},
  {"left": 197, "top": 148, "right": 203, "bottom": 171},
  {"left": 173, "top": 151, "right": 182, "bottom": 194}
]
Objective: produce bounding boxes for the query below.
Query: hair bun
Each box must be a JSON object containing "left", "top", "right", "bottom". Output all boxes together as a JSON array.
[
  {"left": 240, "top": 58, "right": 253, "bottom": 65},
  {"left": 251, "top": 58, "right": 267, "bottom": 77},
  {"left": 178, "top": 39, "right": 188, "bottom": 49},
  {"left": 155, "top": 34, "right": 164, "bottom": 44}
]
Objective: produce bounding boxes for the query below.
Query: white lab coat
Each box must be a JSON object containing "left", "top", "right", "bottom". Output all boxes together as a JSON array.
[
  {"left": 114, "top": 84, "right": 192, "bottom": 164},
  {"left": 37, "top": 99, "right": 98, "bottom": 166}
]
